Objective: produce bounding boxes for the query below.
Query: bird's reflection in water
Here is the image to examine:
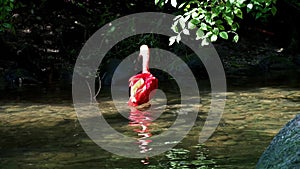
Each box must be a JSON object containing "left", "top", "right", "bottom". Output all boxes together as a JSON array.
[{"left": 128, "top": 105, "right": 153, "bottom": 165}]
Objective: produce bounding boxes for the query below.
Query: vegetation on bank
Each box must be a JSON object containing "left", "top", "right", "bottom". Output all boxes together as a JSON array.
[{"left": 0, "top": 0, "right": 299, "bottom": 86}]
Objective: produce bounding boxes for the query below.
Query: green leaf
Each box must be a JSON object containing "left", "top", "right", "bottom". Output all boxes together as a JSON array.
[
  {"left": 255, "top": 12, "right": 262, "bottom": 19},
  {"left": 9, "top": 2, "right": 14, "bottom": 8},
  {"left": 191, "top": 11, "right": 199, "bottom": 18},
  {"left": 218, "top": 24, "right": 225, "bottom": 30},
  {"left": 171, "top": 0, "right": 177, "bottom": 7},
  {"left": 198, "top": 14, "right": 205, "bottom": 19},
  {"left": 266, "top": 1, "right": 271, "bottom": 7},
  {"left": 219, "top": 31, "right": 228, "bottom": 39},
  {"left": 4, "top": 6, "right": 12, "bottom": 12},
  {"left": 3, "top": 23, "right": 12, "bottom": 29},
  {"left": 178, "top": 2, "right": 186, "bottom": 9},
  {"left": 173, "top": 15, "right": 182, "bottom": 21},
  {"left": 204, "top": 13, "right": 212, "bottom": 24},
  {"left": 188, "top": 20, "right": 196, "bottom": 29},
  {"left": 182, "top": 29, "right": 190, "bottom": 35},
  {"left": 205, "top": 31, "right": 212, "bottom": 36},
  {"left": 196, "top": 28, "right": 204, "bottom": 39},
  {"left": 211, "top": 12, "right": 218, "bottom": 19},
  {"left": 253, "top": 1, "right": 261, "bottom": 6},
  {"left": 169, "top": 36, "right": 176, "bottom": 46},
  {"left": 215, "top": 20, "right": 223, "bottom": 25},
  {"left": 176, "top": 34, "right": 181, "bottom": 43},
  {"left": 190, "top": 18, "right": 200, "bottom": 25},
  {"left": 226, "top": 16, "right": 233, "bottom": 26},
  {"left": 171, "top": 25, "right": 179, "bottom": 33},
  {"left": 271, "top": 6, "right": 277, "bottom": 16},
  {"left": 201, "top": 38, "right": 209, "bottom": 46},
  {"left": 247, "top": 3, "right": 253, "bottom": 13},
  {"left": 184, "top": 15, "right": 190, "bottom": 22},
  {"left": 262, "top": 8, "right": 270, "bottom": 13},
  {"left": 179, "top": 18, "right": 186, "bottom": 29},
  {"left": 184, "top": 4, "right": 190, "bottom": 12},
  {"left": 171, "top": 20, "right": 179, "bottom": 33},
  {"left": 231, "top": 22, "right": 239, "bottom": 31},
  {"left": 159, "top": 0, "right": 165, "bottom": 7},
  {"left": 211, "top": 34, "right": 218, "bottom": 42},
  {"left": 212, "top": 27, "right": 219, "bottom": 34},
  {"left": 234, "top": 8, "right": 243, "bottom": 19},
  {"left": 155, "top": 0, "right": 160, "bottom": 5},
  {"left": 200, "top": 22, "right": 207, "bottom": 30},
  {"left": 233, "top": 34, "right": 239, "bottom": 43},
  {"left": 198, "top": 7, "right": 205, "bottom": 14},
  {"left": 236, "top": 0, "right": 246, "bottom": 7}
]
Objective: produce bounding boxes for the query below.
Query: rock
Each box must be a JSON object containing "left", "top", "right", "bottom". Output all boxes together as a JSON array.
[{"left": 256, "top": 114, "right": 300, "bottom": 169}]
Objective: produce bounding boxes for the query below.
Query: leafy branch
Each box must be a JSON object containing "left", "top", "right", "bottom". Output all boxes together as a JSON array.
[
  {"left": 155, "top": 0, "right": 277, "bottom": 46},
  {"left": 0, "top": 0, "right": 16, "bottom": 32}
]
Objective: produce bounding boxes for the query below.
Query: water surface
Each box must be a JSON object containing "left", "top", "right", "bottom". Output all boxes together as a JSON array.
[{"left": 1, "top": 70, "right": 300, "bottom": 169}]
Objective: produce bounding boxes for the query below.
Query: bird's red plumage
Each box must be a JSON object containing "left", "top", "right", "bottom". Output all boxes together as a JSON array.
[{"left": 128, "top": 72, "right": 158, "bottom": 106}]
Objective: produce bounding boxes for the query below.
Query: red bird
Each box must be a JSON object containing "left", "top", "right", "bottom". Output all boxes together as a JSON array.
[{"left": 128, "top": 45, "right": 158, "bottom": 107}]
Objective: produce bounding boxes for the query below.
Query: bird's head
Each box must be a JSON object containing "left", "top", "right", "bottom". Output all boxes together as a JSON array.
[{"left": 139, "top": 45, "right": 149, "bottom": 57}]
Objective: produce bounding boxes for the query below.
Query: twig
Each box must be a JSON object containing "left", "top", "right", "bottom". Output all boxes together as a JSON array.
[{"left": 93, "top": 75, "right": 102, "bottom": 100}]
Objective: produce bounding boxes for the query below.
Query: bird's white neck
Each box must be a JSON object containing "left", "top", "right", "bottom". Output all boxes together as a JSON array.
[{"left": 140, "top": 45, "right": 150, "bottom": 73}]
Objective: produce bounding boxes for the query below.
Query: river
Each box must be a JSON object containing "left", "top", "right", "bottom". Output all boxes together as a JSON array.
[{"left": 0, "top": 70, "right": 300, "bottom": 169}]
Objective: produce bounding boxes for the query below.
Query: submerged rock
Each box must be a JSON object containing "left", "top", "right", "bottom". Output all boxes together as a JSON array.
[{"left": 256, "top": 114, "right": 300, "bottom": 169}]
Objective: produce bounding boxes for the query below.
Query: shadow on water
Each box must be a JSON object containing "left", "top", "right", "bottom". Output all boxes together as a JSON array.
[{"left": 0, "top": 69, "right": 300, "bottom": 168}]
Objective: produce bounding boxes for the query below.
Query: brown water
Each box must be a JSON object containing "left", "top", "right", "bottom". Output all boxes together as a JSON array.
[{"left": 0, "top": 70, "right": 300, "bottom": 169}]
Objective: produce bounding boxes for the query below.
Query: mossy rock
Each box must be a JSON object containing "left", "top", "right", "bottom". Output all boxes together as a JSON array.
[{"left": 257, "top": 114, "right": 300, "bottom": 169}]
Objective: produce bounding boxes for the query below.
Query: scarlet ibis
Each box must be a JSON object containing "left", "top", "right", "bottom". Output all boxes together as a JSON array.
[{"left": 128, "top": 45, "right": 158, "bottom": 107}]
